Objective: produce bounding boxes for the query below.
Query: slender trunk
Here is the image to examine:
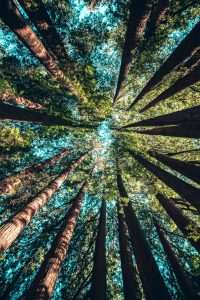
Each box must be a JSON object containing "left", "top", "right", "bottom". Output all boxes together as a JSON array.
[
  {"left": 128, "top": 150, "right": 200, "bottom": 212},
  {"left": 149, "top": 151, "right": 200, "bottom": 184},
  {"left": 0, "top": 0, "right": 80, "bottom": 100},
  {"left": 166, "top": 148, "right": 200, "bottom": 157},
  {"left": 23, "top": 179, "right": 90, "bottom": 300},
  {"left": 134, "top": 122, "right": 200, "bottom": 138},
  {"left": 113, "top": 0, "right": 153, "bottom": 102},
  {"left": 123, "top": 105, "right": 200, "bottom": 128},
  {"left": 154, "top": 220, "right": 200, "bottom": 300},
  {"left": 182, "top": 49, "right": 200, "bottom": 73},
  {"left": 1, "top": 92, "right": 43, "bottom": 110},
  {"left": 117, "top": 170, "right": 170, "bottom": 300},
  {"left": 117, "top": 202, "right": 141, "bottom": 300},
  {"left": 0, "top": 154, "right": 86, "bottom": 254},
  {"left": 0, "top": 148, "right": 72, "bottom": 196},
  {"left": 141, "top": 64, "right": 200, "bottom": 112},
  {"left": 156, "top": 193, "right": 200, "bottom": 253},
  {"left": 90, "top": 199, "right": 107, "bottom": 300},
  {"left": 128, "top": 21, "right": 200, "bottom": 109}
]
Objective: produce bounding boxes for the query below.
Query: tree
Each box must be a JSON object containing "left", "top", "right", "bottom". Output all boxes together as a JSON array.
[
  {"left": 1, "top": 92, "right": 43, "bottom": 110},
  {"left": 89, "top": 198, "right": 107, "bottom": 300},
  {"left": 0, "top": 154, "right": 86, "bottom": 254}
]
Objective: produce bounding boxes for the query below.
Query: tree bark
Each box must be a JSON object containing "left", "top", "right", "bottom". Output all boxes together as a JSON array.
[
  {"left": 123, "top": 105, "right": 200, "bottom": 128},
  {"left": 0, "top": 0, "right": 80, "bottom": 100},
  {"left": 149, "top": 151, "right": 200, "bottom": 184},
  {"left": 141, "top": 64, "right": 200, "bottom": 112},
  {"left": 1, "top": 92, "right": 43, "bottom": 110},
  {"left": 117, "top": 170, "right": 170, "bottom": 300},
  {"left": 128, "top": 150, "right": 200, "bottom": 212},
  {"left": 113, "top": 0, "right": 153, "bottom": 102},
  {"left": 0, "top": 154, "right": 86, "bottom": 254},
  {"left": 128, "top": 21, "right": 200, "bottom": 109},
  {"left": 156, "top": 193, "right": 200, "bottom": 253},
  {"left": 154, "top": 220, "right": 200, "bottom": 300},
  {"left": 23, "top": 178, "right": 90, "bottom": 300},
  {"left": 0, "top": 148, "right": 72, "bottom": 196},
  {"left": 117, "top": 202, "right": 141, "bottom": 300},
  {"left": 89, "top": 198, "right": 107, "bottom": 300}
]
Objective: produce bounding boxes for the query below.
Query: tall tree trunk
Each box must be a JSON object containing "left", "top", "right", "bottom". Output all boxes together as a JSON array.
[
  {"left": 154, "top": 220, "right": 200, "bottom": 300},
  {"left": 123, "top": 105, "right": 200, "bottom": 128},
  {"left": 166, "top": 148, "right": 200, "bottom": 157},
  {"left": 90, "top": 198, "right": 107, "bottom": 300},
  {"left": 134, "top": 122, "right": 200, "bottom": 138},
  {"left": 113, "top": 0, "right": 153, "bottom": 103},
  {"left": 128, "top": 150, "right": 200, "bottom": 212},
  {"left": 23, "top": 178, "right": 90, "bottom": 300},
  {"left": 117, "top": 202, "right": 141, "bottom": 300},
  {"left": 156, "top": 193, "right": 200, "bottom": 253},
  {"left": 1, "top": 92, "right": 43, "bottom": 110},
  {"left": 0, "top": 154, "right": 86, "bottom": 254},
  {"left": 141, "top": 64, "right": 200, "bottom": 112},
  {"left": 117, "top": 170, "right": 170, "bottom": 300},
  {"left": 0, "top": 148, "right": 72, "bottom": 196},
  {"left": 182, "top": 48, "right": 200, "bottom": 73},
  {"left": 149, "top": 151, "right": 200, "bottom": 184},
  {"left": 128, "top": 21, "right": 200, "bottom": 109},
  {"left": 0, "top": 0, "right": 80, "bottom": 100}
]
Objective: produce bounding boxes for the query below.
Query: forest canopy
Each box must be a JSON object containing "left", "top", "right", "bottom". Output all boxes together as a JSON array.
[{"left": 0, "top": 0, "right": 200, "bottom": 299}]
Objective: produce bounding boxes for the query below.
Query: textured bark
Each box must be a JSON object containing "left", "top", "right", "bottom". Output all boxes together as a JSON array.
[
  {"left": 128, "top": 21, "right": 200, "bottom": 109},
  {"left": 123, "top": 105, "right": 200, "bottom": 128},
  {"left": 113, "top": 0, "right": 153, "bottom": 102},
  {"left": 141, "top": 64, "right": 200, "bottom": 112},
  {"left": 0, "top": 0, "right": 80, "bottom": 99},
  {"left": 134, "top": 122, "right": 200, "bottom": 138},
  {"left": 1, "top": 92, "right": 43, "bottom": 110},
  {"left": 23, "top": 179, "right": 89, "bottom": 300},
  {"left": 156, "top": 193, "right": 200, "bottom": 253},
  {"left": 149, "top": 151, "right": 200, "bottom": 184},
  {"left": 0, "top": 154, "right": 86, "bottom": 254},
  {"left": 155, "top": 220, "right": 200, "bottom": 300},
  {"left": 128, "top": 150, "right": 200, "bottom": 212},
  {"left": 90, "top": 199, "right": 107, "bottom": 300},
  {"left": 117, "top": 202, "right": 141, "bottom": 300},
  {"left": 0, "top": 148, "right": 72, "bottom": 196},
  {"left": 117, "top": 170, "right": 170, "bottom": 300}
]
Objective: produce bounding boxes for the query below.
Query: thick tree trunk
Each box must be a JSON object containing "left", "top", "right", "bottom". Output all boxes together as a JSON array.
[
  {"left": 113, "top": 0, "right": 153, "bottom": 102},
  {"left": 0, "top": 148, "right": 72, "bottom": 196},
  {"left": 0, "top": 0, "right": 80, "bottom": 100},
  {"left": 123, "top": 105, "right": 200, "bottom": 128},
  {"left": 0, "top": 154, "right": 86, "bottom": 254},
  {"left": 1, "top": 92, "right": 43, "bottom": 110},
  {"left": 141, "top": 64, "right": 200, "bottom": 112},
  {"left": 23, "top": 179, "right": 90, "bottom": 300},
  {"left": 156, "top": 193, "right": 200, "bottom": 253},
  {"left": 117, "top": 170, "right": 170, "bottom": 300},
  {"left": 90, "top": 198, "right": 107, "bottom": 300},
  {"left": 128, "top": 21, "right": 200, "bottom": 109},
  {"left": 128, "top": 150, "right": 200, "bottom": 212},
  {"left": 149, "top": 151, "right": 200, "bottom": 184},
  {"left": 117, "top": 202, "right": 141, "bottom": 300},
  {"left": 134, "top": 122, "right": 200, "bottom": 138},
  {"left": 154, "top": 220, "right": 199, "bottom": 300}
]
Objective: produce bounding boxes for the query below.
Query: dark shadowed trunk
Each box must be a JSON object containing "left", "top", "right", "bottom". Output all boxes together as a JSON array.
[
  {"left": 154, "top": 220, "right": 199, "bottom": 300},
  {"left": 113, "top": 0, "right": 153, "bottom": 102},
  {"left": 165, "top": 148, "right": 200, "bottom": 157},
  {"left": 23, "top": 179, "right": 90, "bottom": 300},
  {"left": 156, "top": 193, "right": 200, "bottom": 253},
  {"left": 1, "top": 92, "right": 43, "bottom": 110},
  {"left": 123, "top": 105, "right": 200, "bottom": 128},
  {"left": 89, "top": 198, "right": 107, "bottom": 300},
  {"left": 0, "top": 154, "right": 86, "bottom": 254},
  {"left": 117, "top": 202, "right": 141, "bottom": 300},
  {"left": 128, "top": 150, "right": 200, "bottom": 212},
  {"left": 0, "top": 148, "right": 72, "bottom": 196},
  {"left": 128, "top": 21, "right": 200, "bottom": 109},
  {"left": 149, "top": 151, "right": 200, "bottom": 184},
  {"left": 141, "top": 64, "right": 200, "bottom": 112},
  {"left": 117, "top": 170, "right": 170, "bottom": 300}
]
